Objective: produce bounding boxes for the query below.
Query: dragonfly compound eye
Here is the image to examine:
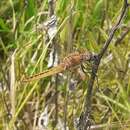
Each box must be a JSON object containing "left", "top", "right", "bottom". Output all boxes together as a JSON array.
[{"left": 81, "top": 52, "right": 92, "bottom": 61}]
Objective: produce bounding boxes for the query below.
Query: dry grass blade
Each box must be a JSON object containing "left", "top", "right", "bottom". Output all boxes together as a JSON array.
[{"left": 10, "top": 50, "right": 17, "bottom": 128}]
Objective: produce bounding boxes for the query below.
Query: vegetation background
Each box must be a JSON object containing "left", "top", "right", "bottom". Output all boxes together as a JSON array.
[{"left": 0, "top": 0, "right": 130, "bottom": 130}]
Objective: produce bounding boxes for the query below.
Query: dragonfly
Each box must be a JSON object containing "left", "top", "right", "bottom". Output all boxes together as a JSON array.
[{"left": 22, "top": 51, "right": 93, "bottom": 82}]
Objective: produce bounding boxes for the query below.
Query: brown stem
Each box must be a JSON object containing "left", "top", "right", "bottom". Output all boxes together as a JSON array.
[{"left": 115, "top": 27, "right": 130, "bottom": 46}]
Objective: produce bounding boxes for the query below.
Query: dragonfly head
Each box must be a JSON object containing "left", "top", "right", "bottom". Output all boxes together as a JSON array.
[{"left": 81, "top": 51, "right": 92, "bottom": 61}]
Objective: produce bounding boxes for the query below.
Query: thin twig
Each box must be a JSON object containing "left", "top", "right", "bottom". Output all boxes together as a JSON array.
[
  {"left": 115, "top": 27, "right": 130, "bottom": 46},
  {"left": 79, "top": 0, "right": 130, "bottom": 129},
  {"left": 99, "top": 0, "right": 128, "bottom": 58}
]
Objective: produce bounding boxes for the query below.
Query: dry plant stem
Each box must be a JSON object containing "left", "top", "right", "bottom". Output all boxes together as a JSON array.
[
  {"left": 48, "top": 0, "right": 54, "bottom": 17},
  {"left": 89, "top": 121, "right": 130, "bottom": 130},
  {"left": 115, "top": 27, "right": 130, "bottom": 46},
  {"left": 48, "top": 0, "right": 58, "bottom": 128},
  {"left": 81, "top": 0, "right": 130, "bottom": 129},
  {"left": 99, "top": 0, "right": 128, "bottom": 58},
  {"left": 64, "top": 4, "right": 73, "bottom": 130},
  {"left": 1, "top": 82, "right": 11, "bottom": 119},
  {"left": 97, "top": 0, "right": 107, "bottom": 44}
]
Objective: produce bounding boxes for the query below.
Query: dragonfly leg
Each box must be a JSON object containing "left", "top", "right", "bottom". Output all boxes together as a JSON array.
[
  {"left": 81, "top": 63, "right": 92, "bottom": 74},
  {"left": 81, "top": 63, "right": 99, "bottom": 90}
]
